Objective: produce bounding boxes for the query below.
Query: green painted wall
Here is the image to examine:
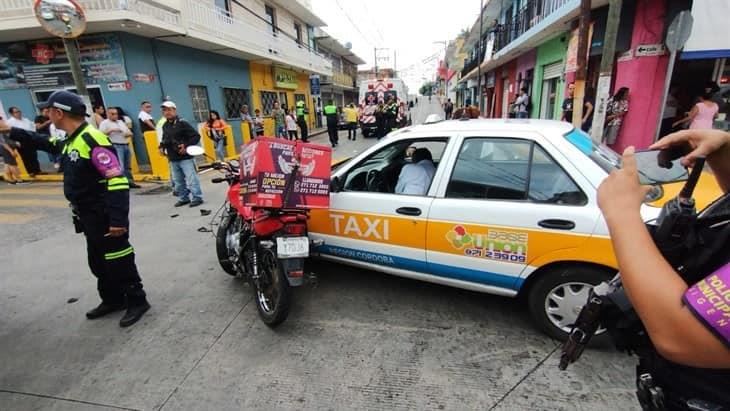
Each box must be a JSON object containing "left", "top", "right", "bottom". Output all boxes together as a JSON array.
[{"left": 531, "top": 33, "right": 568, "bottom": 119}]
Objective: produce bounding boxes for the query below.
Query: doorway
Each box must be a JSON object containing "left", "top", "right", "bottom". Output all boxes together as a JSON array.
[{"left": 501, "top": 78, "right": 510, "bottom": 118}]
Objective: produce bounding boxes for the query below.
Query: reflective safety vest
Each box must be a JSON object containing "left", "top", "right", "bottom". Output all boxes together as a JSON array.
[
  {"left": 296, "top": 101, "right": 307, "bottom": 118},
  {"left": 324, "top": 105, "right": 337, "bottom": 116},
  {"left": 62, "top": 123, "right": 129, "bottom": 207}
]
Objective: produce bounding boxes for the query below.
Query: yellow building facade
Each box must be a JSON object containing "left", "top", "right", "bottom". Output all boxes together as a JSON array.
[{"left": 249, "top": 63, "right": 315, "bottom": 135}]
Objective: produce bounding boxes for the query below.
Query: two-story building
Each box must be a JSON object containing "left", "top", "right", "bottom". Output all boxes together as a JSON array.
[
  {"left": 314, "top": 28, "right": 365, "bottom": 112},
  {"left": 455, "top": 0, "right": 723, "bottom": 151},
  {"left": 0, "top": 0, "right": 332, "bottom": 164}
]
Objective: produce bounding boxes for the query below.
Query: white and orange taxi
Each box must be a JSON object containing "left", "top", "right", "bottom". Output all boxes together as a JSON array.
[{"left": 308, "top": 119, "right": 719, "bottom": 339}]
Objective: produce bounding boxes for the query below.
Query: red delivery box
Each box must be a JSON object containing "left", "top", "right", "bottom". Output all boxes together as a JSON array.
[{"left": 239, "top": 137, "right": 331, "bottom": 209}]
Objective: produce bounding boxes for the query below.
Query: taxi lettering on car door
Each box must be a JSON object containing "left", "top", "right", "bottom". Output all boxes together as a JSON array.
[{"left": 309, "top": 138, "right": 450, "bottom": 271}]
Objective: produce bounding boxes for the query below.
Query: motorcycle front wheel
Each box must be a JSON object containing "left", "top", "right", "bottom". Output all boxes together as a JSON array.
[
  {"left": 254, "top": 248, "right": 291, "bottom": 327},
  {"left": 216, "top": 211, "right": 241, "bottom": 276}
]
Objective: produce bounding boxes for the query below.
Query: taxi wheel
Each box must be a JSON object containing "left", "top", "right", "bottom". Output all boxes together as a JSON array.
[{"left": 527, "top": 265, "right": 613, "bottom": 341}]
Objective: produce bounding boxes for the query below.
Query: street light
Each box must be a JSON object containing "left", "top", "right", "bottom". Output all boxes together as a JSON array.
[{"left": 33, "top": 0, "right": 92, "bottom": 112}]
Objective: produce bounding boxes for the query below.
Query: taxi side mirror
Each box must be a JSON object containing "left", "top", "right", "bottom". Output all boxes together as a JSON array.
[{"left": 330, "top": 176, "right": 342, "bottom": 193}]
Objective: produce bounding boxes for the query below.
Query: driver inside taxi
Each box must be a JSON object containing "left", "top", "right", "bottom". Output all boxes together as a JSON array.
[{"left": 395, "top": 148, "right": 436, "bottom": 195}]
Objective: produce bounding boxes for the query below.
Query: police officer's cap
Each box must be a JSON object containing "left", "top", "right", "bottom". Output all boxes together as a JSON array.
[{"left": 36, "top": 90, "right": 87, "bottom": 115}]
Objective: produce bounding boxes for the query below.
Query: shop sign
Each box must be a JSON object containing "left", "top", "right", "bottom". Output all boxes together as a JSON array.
[
  {"left": 133, "top": 73, "right": 155, "bottom": 83},
  {"left": 309, "top": 74, "right": 320, "bottom": 95},
  {"left": 274, "top": 67, "right": 298, "bottom": 89},
  {"left": 617, "top": 49, "right": 634, "bottom": 62},
  {"left": 635, "top": 44, "right": 666, "bottom": 57},
  {"left": 0, "top": 34, "right": 127, "bottom": 90},
  {"left": 107, "top": 81, "right": 131, "bottom": 92},
  {"left": 565, "top": 24, "right": 594, "bottom": 72}
]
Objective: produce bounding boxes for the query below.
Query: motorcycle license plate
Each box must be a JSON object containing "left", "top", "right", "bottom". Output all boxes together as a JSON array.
[{"left": 276, "top": 237, "right": 309, "bottom": 258}]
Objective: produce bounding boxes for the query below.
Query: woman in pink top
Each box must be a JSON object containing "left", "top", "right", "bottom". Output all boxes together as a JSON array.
[{"left": 673, "top": 92, "right": 719, "bottom": 130}]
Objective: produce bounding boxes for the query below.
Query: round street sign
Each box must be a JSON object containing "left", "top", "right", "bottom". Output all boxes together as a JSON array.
[{"left": 665, "top": 10, "right": 693, "bottom": 53}]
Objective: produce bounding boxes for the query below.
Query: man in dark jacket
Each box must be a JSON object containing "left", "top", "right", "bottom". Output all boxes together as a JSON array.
[
  {"left": 159, "top": 101, "right": 203, "bottom": 207},
  {"left": 0, "top": 90, "right": 150, "bottom": 327}
]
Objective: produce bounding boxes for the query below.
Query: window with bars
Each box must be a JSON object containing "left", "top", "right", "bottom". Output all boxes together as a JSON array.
[
  {"left": 189, "top": 85, "right": 210, "bottom": 123},
  {"left": 278, "top": 92, "right": 289, "bottom": 111},
  {"left": 260, "top": 91, "right": 278, "bottom": 116},
  {"left": 222, "top": 87, "right": 251, "bottom": 119}
]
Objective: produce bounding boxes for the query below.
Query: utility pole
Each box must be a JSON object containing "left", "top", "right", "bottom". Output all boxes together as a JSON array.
[
  {"left": 475, "top": 0, "right": 484, "bottom": 110},
  {"left": 394, "top": 50, "right": 397, "bottom": 77},
  {"left": 572, "top": 0, "right": 591, "bottom": 129},
  {"left": 591, "top": 0, "right": 622, "bottom": 142}
]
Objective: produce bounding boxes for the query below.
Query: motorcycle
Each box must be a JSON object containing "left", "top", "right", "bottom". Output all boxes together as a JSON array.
[{"left": 189, "top": 146, "right": 316, "bottom": 327}]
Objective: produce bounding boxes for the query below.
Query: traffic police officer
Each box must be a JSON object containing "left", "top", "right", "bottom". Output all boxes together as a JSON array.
[
  {"left": 2, "top": 91, "right": 150, "bottom": 327},
  {"left": 323, "top": 100, "right": 338, "bottom": 147},
  {"left": 295, "top": 100, "right": 309, "bottom": 143},
  {"left": 384, "top": 95, "right": 398, "bottom": 135}
]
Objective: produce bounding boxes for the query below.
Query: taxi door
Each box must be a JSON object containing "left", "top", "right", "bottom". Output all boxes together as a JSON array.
[
  {"left": 425, "top": 132, "right": 600, "bottom": 294},
  {"left": 309, "top": 136, "right": 450, "bottom": 272}
]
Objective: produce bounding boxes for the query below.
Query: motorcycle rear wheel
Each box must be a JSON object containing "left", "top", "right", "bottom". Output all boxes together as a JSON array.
[{"left": 254, "top": 248, "right": 291, "bottom": 327}]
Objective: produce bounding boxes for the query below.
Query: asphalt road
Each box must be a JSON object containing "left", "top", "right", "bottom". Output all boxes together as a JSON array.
[{"left": 0, "top": 108, "right": 639, "bottom": 410}]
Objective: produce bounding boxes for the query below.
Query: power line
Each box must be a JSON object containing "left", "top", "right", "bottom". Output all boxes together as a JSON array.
[
  {"left": 334, "top": 0, "right": 380, "bottom": 49},
  {"left": 360, "top": 2, "right": 386, "bottom": 45}
]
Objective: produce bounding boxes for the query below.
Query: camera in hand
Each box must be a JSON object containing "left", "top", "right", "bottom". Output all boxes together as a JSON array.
[{"left": 560, "top": 155, "right": 730, "bottom": 410}]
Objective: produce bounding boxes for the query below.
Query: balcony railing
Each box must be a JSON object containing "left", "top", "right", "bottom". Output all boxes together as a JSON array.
[
  {"left": 494, "top": 0, "right": 570, "bottom": 54},
  {"left": 0, "top": 0, "right": 332, "bottom": 74}
]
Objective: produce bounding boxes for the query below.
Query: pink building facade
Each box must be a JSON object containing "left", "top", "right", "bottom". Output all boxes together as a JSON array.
[{"left": 612, "top": 0, "right": 669, "bottom": 152}]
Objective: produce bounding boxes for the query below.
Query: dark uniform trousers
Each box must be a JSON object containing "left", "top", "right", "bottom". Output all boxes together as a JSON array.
[
  {"left": 326, "top": 116, "right": 338, "bottom": 146},
  {"left": 297, "top": 116, "right": 308, "bottom": 142},
  {"left": 78, "top": 207, "right": 146, "bottom": 306}
]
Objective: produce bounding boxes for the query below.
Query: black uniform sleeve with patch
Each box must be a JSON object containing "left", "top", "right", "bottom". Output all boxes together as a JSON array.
[{"left": 9, "top": 127, "right": 63, "bottom": 155}]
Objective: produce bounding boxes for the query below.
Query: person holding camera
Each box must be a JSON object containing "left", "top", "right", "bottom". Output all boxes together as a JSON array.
[{"left": 598, "top": 129, "right": 730, "bottom": 368}]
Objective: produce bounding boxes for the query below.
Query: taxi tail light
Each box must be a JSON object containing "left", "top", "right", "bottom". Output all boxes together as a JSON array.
[{"left": 283, "top": 223, "right": 306, "bottom": 235}]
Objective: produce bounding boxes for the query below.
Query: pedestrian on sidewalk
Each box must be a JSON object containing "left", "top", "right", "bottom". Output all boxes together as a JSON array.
[
  {"left": 239, "top": 105, "right": 254, "bottom": 141},
  {"left": 203, "top": 110, "right": 228, "bottom": 161},
  {"left": 286, "top": 108, "right": 298, "bottom": 140},
  {"left": 99, "top": 107, "right": 141, "bottom": 188},
  {"left": 254, "top": 109, "right": 265, "bottom": 137},
  {"left": 581, "top": 87, "right": 595, "bottom": 132},
  {"left": 444, "top": 98, "right": 454, "bottom": 120},
  {"left": 514, "top": 88, "right": 531, "bottom": 119},
  {"left": 324, "top": 99, "right": 339, "bottom": 147},
  {"left": 92, "top": 104, "right": 106, "bottom": 128},
  {"left": 295, "top": 100, "right": 309, "bottom": 142},
  {"left": 138, "top": 101, "right": 156, "bottom": 134},
  {"left": 7, "top": 106, "right": 41, "bottom": 176},
  {"left": 561, "top": 83, "right": 575, "bottom": 122},
  {"left": 1, "top": 90, "right": 151, "bottom": 326},
  {"left": 159, "top": 101, "right": 204, "bottom": 208},
  {"left": 272, "top": 101, "right": 287, "bottom": 138},
  {"left": 344, "top": 103, "right": 358, "bottom": 140},
  {"left": 603, "top": 87, "right": 630, "bottom": 145},
  {"left": 673, "top": 90, "right": 719, "bottom": 131},
  {"left": 0, "top": 133, "right": 24, "bottom": 184}
]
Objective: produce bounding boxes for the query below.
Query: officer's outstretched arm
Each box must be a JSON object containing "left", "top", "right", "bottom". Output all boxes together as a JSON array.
[
  {"left": 8, "top": 127, "right": 63, "bottom": 155},
  {"left": 89, "top": 145, "right": 130, "bottom": 228}
]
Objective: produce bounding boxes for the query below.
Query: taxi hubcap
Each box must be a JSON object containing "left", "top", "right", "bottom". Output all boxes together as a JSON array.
[{"left": 545, "top": 282, "right": 594, "bottom": 333}]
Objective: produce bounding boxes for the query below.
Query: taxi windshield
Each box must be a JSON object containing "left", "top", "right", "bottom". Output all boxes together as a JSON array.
[{"left": 563, "top": 128, "right": 621, "bottom": 174}]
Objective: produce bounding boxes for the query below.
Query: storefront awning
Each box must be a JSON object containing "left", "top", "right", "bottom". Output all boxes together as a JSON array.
[{"left": 682, "top": 1, "right": 730, "bottom": 60}]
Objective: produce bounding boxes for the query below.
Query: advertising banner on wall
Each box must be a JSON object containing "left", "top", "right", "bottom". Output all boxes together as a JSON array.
[{"left": 0, "top": 34, "right": 127, "bottom": 90}]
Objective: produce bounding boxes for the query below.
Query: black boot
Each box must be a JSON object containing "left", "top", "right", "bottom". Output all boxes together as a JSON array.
[
  {"left": 86, "top": 302, "right": 125, "bottom": 319},
  {"left": 119, "top": 301, "right": 150, "bottom": 327}
]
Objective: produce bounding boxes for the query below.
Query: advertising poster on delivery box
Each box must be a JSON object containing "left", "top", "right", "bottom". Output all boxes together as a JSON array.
[{"left": 241, "top": 139, "right": 330, "bottom": 209}]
